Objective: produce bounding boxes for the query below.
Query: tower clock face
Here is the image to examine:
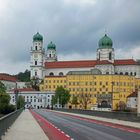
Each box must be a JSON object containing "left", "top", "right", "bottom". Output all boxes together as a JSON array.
[{"left": 34, "top": 54, "right": 38, "bottom": 58}]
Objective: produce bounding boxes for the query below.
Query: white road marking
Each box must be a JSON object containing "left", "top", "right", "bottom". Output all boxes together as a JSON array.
[{"left": 66, "top": 134, "right": 70, "bottom": 137}]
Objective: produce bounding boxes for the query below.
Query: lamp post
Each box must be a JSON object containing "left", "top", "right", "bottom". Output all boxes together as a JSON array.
[
  {"left": 111, "top": 81, "right": 114, "bottom": 110},
  {"left": 137, "top": 90, "right": 140, "bottom": 117},
  {"left": 15, "top": 83, "right": 19, "bottom": 110}
]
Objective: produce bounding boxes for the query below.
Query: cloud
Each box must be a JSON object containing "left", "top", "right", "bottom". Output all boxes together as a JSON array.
[{"left": 0, "top": 0, "right": 140, "bottom": 74}]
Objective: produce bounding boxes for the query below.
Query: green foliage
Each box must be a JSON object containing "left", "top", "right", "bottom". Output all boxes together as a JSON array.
[
  {"left": 54, "top": 86, "right": 71, "bottom": 108},
  {"left": 16, "top": 95, "right": 25, "bottom": 109},
  {"left": 0, "top": 81, "right": 7, "bottom": 94},
  {"left": 0, "top": 104, "right": 15, "bottom": 114},
  {"left": 71, "top": 95, "right": 78, "bottom": 108},
  {"left": 0, "top": 81, "right": 10, "bottom": 105},
  {"left": 0, "top": 81, "right": 15, "bottom": 114},
  {"left": 30, "top": 76, "right": 40, "bottom": 91},
  {"left": 14, "top": 69, "right": 30, "bottom": 82}
]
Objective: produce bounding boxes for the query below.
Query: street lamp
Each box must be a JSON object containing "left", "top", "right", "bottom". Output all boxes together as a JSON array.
[
  {"left": 111, "top": 81, "right": 114, "bottom": 110},
  {"left": 15, "top": 83, "right": 19, "bottom": 110}
]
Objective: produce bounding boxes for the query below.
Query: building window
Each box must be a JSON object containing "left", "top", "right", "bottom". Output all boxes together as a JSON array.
[
  {"left": 49, "top": 72, "right": 54, "bottom": 76},
  {"left": 109, "top": 52, "right": 112, "bottom": 60},
  {"left": 49, "top": 54, "right": 51, "bottom": 57},
  {"left": 35, "top": 46, "right": 37, "bottom": 50},
  {"left": 134, "top": 72, "right": 136, "bottom": 76},
  {"left": 120, "top": 72, "right": 123, "bottom": 75},
  {"left": 35, "top": 71, "right": 37, "bottom": 76},
  {"left": 125, "top": 72, "right": 128, "bottom": 75},
  {"left": 106, "top": 72, "right": 109, "bottom": 74},
  {"left": 59, "top": 72, "right": 64, "bottom": 76},
  {"left": 35, "top": 61, "right": 37, "bottom": 65}
]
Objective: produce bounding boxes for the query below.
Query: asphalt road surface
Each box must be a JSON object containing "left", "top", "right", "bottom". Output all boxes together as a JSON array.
[{"left": 34, "top": 109, "right": 140, "bottom": 140}]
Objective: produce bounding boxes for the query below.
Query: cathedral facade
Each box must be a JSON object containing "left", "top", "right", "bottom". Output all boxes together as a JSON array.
[{"left": 30, "top": 32, "right": 140, "bottom": 80}]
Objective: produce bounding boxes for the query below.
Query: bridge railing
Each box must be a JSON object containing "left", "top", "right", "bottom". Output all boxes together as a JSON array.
[
  {"left": 0, "top": 109, "right": 23, "bottom": 139},
  {"left": 54, "top": 108, "right": 140, "bottom": 122}
]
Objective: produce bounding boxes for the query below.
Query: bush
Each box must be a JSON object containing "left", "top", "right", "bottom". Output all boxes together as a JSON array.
[{"left": 0, "top": 104, "right": 16, "bottom": 114}]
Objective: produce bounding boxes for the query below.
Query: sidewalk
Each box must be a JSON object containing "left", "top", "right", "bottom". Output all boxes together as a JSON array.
[
  {"left": 52, "top": 110, "right": 140, "bottom": 129},
  {"left": 2, "top": 109, "right": 49, "bottom": 140}
]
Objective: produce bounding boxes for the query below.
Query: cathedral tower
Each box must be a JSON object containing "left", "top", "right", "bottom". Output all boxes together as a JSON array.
[
  {"left": 97, "top": 34, "right": 114, "bottom": 63},
  {"left": 46, "top": 41, "right": 57, "bottom": 62},
  {"left": 30, "top": 32, "right": 45, "bottom": 80}
]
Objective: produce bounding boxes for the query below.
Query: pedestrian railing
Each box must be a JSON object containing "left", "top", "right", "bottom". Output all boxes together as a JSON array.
[
  {"left": 54, "top": 108, "right": 140, "bottom": 122},
  {"left": 0, "top": 109, "right": 23, "bottom": 139}
]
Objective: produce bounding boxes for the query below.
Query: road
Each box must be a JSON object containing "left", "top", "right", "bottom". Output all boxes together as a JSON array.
[{"left": 34, "top": 109, "right": 140, "bottom": 140}]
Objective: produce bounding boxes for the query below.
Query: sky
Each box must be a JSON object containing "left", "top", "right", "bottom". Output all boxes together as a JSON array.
[{"left": 0, "top": 0, "right": 140, "bottom": 74}]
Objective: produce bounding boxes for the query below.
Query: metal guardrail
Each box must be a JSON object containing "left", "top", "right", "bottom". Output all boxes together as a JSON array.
[
  {"left": 54, "top": 108, "right": 140, "bottom": 122},
  {"left": 0, "top": 109, "right": 23, "bottom": 139}
]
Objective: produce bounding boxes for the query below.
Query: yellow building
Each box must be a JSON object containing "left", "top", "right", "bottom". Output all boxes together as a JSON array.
[
  {"left": 40, "top": 70, "right": 140, "bottom": 110},
  {"left": 40, "top": 76, "right": 67, "bottom": 91}
]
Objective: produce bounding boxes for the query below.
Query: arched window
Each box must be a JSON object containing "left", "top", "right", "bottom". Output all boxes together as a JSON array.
[
  {"left": 130, "top": 72, "right": 133, "bottom": 76},
  {"left": 49, "top": 72, "right": 54, "bottom": 76},
  {"left": 59, "top": 72, "right": 64, "bottom": 76},
  {"left": 35, "top": 61, "right": 37, "bottom": 65},
  {"left": 49, "top": 54, "right": 51, "bottom": 57},
  {"left": 109, "top": 52, "right": 112, "bottom": 60},
  {"left": 115, "top": 72, "right": 118, "bottom": 75},
  {"left": 125, "top": 72, "right": 128, "bottom": 75},
  {"left": 106, "top": 72, "right": 109, "bottom": 74},
  {"left": 35, "top": 46, "right": 37, "bottom": 50},
  {"left": 99, "top": 52, "right": 100, "bottom": 60},
  {"left": 134, "top": 72, "right": 137, "bottom": 76},
  {"left": 120, "top": 72, "right": 123, "bottom": 75},
  {"left": 35, "top": 71, "right": 37, "bottom": 76}
]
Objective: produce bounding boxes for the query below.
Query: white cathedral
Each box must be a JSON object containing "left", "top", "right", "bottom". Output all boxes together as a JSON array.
[{"left": 30, "top": 32, "right": 140, "bottom": 80}]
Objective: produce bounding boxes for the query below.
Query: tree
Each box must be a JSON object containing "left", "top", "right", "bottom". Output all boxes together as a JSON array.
[
  {"left": 16, "top": 95, "right": 25, "bottom": 109},
  {"left": 0, "top": 81, "right": 10, "bottom": 105},
  {"left": 51, "top": 95, "right": 57, "bottom": 109},
  {"left": 30, "top": 76, "right": 40, "bottom": 90},
  {"left": 0, "top": 81, "right": 7, "bottom": 93},
  {"left": 0, "top": 81, "right": 15, "bottom": 114},
  {"left": 117, "top": 101, "right": 126, "bottom": 111},
  {"left": 54, "top": 86, "right": 71, "bottom": 108},
  {"left": 71, "top": 95, "right": 78, "bottom": 109},
  {"left": 78, "top": 93, "right": 91, "bottom": 110},
  {"left": 14, "top": 69, "right": 30, "bottom": 82}
]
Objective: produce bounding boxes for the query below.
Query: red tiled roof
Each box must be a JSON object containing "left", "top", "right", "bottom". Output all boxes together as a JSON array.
[
  {"left": 44, "top": 59, "right": 137, "bottom": 69},
  {"left": 95, "top": 60, "right": 113, "bottom": 65},
  {"left": 114, "top": 59, "right": 137, "bottom": 65},
  {"left": 127, "top": 91, "right": 138, "bottom": 98},
  {"left": 0, "top": 73, "right": 17, "bottom": 82},
  {"left": 45, "top": 60, "right": 97, "bottom": 69}
]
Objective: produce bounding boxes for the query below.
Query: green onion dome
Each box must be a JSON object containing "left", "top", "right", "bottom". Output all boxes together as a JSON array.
[
  {"left": 47, "top": 41, "right": 56, "bottom": 50},
  {"left": 98, "top": 34, "right": 113, "bottom": 49},
  {"left": 33, "top": 32, "right": 43, "bottom": 41}
]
